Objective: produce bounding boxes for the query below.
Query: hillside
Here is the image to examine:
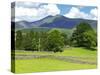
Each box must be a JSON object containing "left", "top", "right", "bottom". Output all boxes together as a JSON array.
[{"left": 11, "top": 15, "right": 97, "bottom": 30}]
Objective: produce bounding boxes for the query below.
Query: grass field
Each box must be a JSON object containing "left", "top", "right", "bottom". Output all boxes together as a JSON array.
[
  {"left": 15, "top": 58, "right": 96, "bottom": 73},
  {"left": 12, "top": 47, "right": 97, "bottom": 73}
]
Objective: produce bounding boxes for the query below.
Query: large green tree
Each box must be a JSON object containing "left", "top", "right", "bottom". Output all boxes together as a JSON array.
[
  {"left": 71, "top": 22, "right": 97, "bottom": 49},
  {"left": 46, "top": 29, "right": 64, "bottom": 52}
]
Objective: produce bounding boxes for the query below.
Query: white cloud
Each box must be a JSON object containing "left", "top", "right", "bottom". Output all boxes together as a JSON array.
[
  {"left": 90, "top": 8, "right": 97, "bottom": 19},
  {"left": 13, "top": 2, "right": 97, "bottom": 22},
  {"left": 65, "top": 7, "right": 91, "bottom": 19},
  {"left": 64, "top": 7, "right": 97, "bottom": 20},
  {"left": 15, "top": 7, "right": 39, "bottom": 22},
  {"left": 43, "top": 4, "right": 60, "bottom": 16},
  {"left": 91, "top": 8, "right": 97, "bottom": 15},
  {"left": 64, "top": 7, "right": 80, "bottom": 18},
  {"left": 37, "top": 6, "right": 48, "bottom": 17},
  {"left": 15, "top": 7, "right": 38, "bottom": 17},
  {"left": 16, "top": 2, "right": 41, "bottom": 8},
  {"left": 14, "top": 3, "right": 60, "bottom": 22}
]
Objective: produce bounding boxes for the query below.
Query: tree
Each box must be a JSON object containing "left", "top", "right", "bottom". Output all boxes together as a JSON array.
[
  {"left": 46, "top": 29, "right": 64, "bottom": 52},
  {"left": 83, "top": 30, "right": 97, "bottom": 49},
  {"left": 39, "top": 32, "right": 48, "bottom": 51},
  {"left": 15, "top": 30, "right": 23, "bottom": 50},
  {"left": 23, "top": 31, "right": 35, "bottom": 50},
  {"left": 23, "top": 31, "right": 48, "bottom": 51},
  {"left": 61, "top": 32, "right": 69, "bottom": 46},
  {"left": 71, "top": 22, "right": 97, "bottom": 49},
  {"left": 34, "top": 32, "right": 40, "bottom": 51}
]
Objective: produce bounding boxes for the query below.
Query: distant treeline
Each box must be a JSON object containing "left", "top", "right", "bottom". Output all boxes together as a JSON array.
[{"left": 15, "top": 22, "right": 97, "bottom": 52}]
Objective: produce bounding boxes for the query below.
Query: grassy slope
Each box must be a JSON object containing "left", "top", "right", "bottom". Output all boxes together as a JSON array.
[
  {"left": 13, "top": 47, "right": 97, "bottom": 73},
  {"left": 15, "top": 58, "right": 96, "bottom": 73}
]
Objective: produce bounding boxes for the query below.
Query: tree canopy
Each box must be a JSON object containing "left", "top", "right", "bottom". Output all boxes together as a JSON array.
[
  {"left": 46, "top": 29, "right": 64, "bottom": 52},
  {"left": 71, "top": 22, "right": 97, "bottom": 49}
]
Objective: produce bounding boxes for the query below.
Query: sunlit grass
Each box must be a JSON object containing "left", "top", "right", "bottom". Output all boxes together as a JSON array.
[
  {"left": 15, "top": 58, "right": 96, "bottom": 73},
  {"left": 12, "top": 47, "right": 97, "bottom": 73}
]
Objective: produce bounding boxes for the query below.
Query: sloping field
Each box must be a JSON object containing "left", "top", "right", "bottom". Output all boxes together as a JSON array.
[{"left": 12, "top": 47, "right": 97, "bottom": 73}]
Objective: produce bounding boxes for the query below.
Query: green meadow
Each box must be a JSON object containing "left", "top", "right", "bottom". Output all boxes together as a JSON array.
[{"left": 13, "top": 47, "right": 97, "bottom": 73}]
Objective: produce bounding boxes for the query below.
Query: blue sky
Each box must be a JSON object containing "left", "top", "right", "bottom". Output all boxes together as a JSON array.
[
  {"left": 11, "top": 2, "right": 97, "bottom": 22},
  {"left": 57, "top": 4, "right": 97, "bottom": 15}
]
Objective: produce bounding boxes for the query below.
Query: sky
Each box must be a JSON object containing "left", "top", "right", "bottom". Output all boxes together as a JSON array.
[{"left": 11, "top": 1, "right": 98, "bottom": 22}]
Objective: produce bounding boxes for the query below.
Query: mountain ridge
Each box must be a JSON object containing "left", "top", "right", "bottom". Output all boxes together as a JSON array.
[{"left": 11, "top": 15, "right": 97, "bottom": 30}]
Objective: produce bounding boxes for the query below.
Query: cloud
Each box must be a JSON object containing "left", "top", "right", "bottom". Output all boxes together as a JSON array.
[
  {"left": 13, "top": 2, "right": 60, "bottom": 22},
  {"left": 15, "top": 7, "right": 38, "bottom": 17},
  {"left": 16, "top": 2, "right": 41, "bottom": 8},
  {"left": 64, "top": 7, "right": 80, "bottom": 18},
  {"left": 43, "top": 4, "right": 60, "bottom": 16},
  {"left": 15, "top": 7, "right": 39, "bottom": 22},
  {"left": 90, "top": 8, "right": 98, "bottom": 19},
  {"left": 12, "top": 2, "right": 97, "bottom": 22},
  {"left": 64, "top": 7, "right": 91, "bottom": 19},
  {"left": 64, "top": 7, "right": 97, "bottom": 20}
]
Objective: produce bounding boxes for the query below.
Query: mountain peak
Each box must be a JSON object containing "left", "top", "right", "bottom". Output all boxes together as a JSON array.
[
  {"left": 13, "top": 14, "right": 97, "bottom": 30},
  {"left": 54, "top": 15, "right": 69, "bottom": 19}
]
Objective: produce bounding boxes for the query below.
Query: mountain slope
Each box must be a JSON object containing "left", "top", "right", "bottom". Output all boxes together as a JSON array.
[{"left": 12, "top": 15, "right": 97, "bottom": 30}]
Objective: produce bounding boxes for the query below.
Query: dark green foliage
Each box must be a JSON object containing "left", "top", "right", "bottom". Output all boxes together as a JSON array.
[
  {"left": 83, "top": 30, "right": 97, "bottom": 49},
  {"left": 23, "top": 31, "right": 34, "bottom": 50},
  {"left": 15, "top": 29, "right": 65, "bottom": 52},
  {"left": 15, "top": 30, "right": 23, "bottom": 50},
  {"left": 71, "top": 22, "right": 97, "bottom": 49},
  {"left": 39, "top": 32, "right": 48, "bottom": 51},
  {"left": 23, "top": 31, "right": 41, "bottom": 51},
  {"left": 32, "top": 32, "right": 39, "bottom": 51},
  {"left": 61, "top": 32, "right": 69, "bottom": 46},
  {"left": 76, "top": 22, "right": 93, "bottom": 32},
  {"left": 46, "top": 29, "right": 64, "bottom": 52},
  {"left": 19, "top": 31, "right": 48, "bottom": 51}
]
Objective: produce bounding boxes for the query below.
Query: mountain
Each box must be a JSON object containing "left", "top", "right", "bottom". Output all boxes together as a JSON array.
[
  {"left": 11, "top": 15, "right": 97, "bottom": 30},
  {"left": 39, "top": 15, "right": 97, "bottom": 29},
  {"left": 11, "top": 21, "right": 33, "bottom": 29}
]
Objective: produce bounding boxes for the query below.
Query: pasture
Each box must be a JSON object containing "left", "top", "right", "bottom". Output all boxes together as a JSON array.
[{"left": 12, "top": 47, "right": 97, "bottom": 73}]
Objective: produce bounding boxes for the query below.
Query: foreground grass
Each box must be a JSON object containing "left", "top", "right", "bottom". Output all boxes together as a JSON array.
[
  {"left": 15, "top": 58, "right": 96, "bottom": 73},
  {"left": 12, "top": 47, "right": 97, "bottom": 73}
]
